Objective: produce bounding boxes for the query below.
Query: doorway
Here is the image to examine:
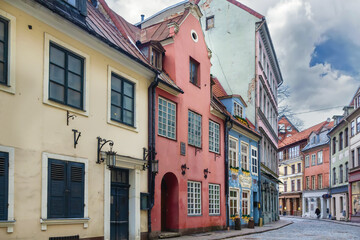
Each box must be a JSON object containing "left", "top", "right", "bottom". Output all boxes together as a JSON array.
[{"left": 161, "top": 172, "right": 179, "bottom": 232}]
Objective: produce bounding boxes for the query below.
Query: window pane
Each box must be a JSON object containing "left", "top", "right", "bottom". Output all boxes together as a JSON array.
[
  {"left": 0, "top": 42, "right": 4, "bottom": 62},
  {"left": 111, "top": 76, "right": 122, "bottom": 92},
  {"left": 124, "top": 81, "right": 133, "bottom": 97},
  {"left": 49, "top": 82, "right": 64, "bottom": 102},
  {"left": 123, "top": 110, "right": 133, "bottom": 125},
  {"left": 111, "top": 105, "right": 121, "bottom": 121},
  {"left": 68, "top": 55, "right": 82, "bottom": 75},
  {"left": 0, "top": 63, "right": 3, "bottom": 84},
  {"left": 111, "top": 91, "right": 121, "bottom": 107},
  {"left": 0, "top": 21, "right": 4, "bottom": 41},
  {"left": 50, "top": 46, "right": 65, "bottom": 67},
  {"left": 67, "top": 89, "right": 81, "bottom": 108},
  {"left": 49, "top": 64, "right": 65, "bottom": 84},
  {"left": 124, "top": 96, "right": 133, "bottom": 111},
  {"left": 68, "top": 72, "right": 82, "bottom": 91}
]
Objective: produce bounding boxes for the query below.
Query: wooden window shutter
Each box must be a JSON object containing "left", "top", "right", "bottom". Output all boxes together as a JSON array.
[
  {"left": 48, "top": 159, "right": 67, "bottom": 218},
  {"left": 68, "top": 162, "right": 84, "bottom": 218},
  {"left": 0, "top": 152, "right": 9, "bottom": 220}
]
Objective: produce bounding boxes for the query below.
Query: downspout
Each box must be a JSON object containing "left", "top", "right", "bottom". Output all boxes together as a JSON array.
[
  {"left": 225, "top": 116, "right": 233, "bottom": 228},
  {"left": 148, "top": 73, "right": 159, "bottom": 234},
  {"left": 329, "top": 134, "right": 332, "bottom": 219},
  {"left": 258, "top": 140, "right": 262, "bottom": 222}
]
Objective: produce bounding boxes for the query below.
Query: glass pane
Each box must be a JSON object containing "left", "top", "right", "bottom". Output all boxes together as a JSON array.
[
  {"left": 0, "top": 62, "right": 4, "bottom": 83},
  {"left": 0, "top": 21, "right": 4, "bottom": 41},
  {"left": 111, "top": 76, "right": 121, "bottom": 92},
  {"left": 123, "top": 110, "right": 134, "bottom": 125},
  {"left": 67, "top": 89, "right": 81, "bottom": 108},
  {"left": 68, "top": 72, "right": 82, "bottom": 91},
  {"left": 68, "top": 55, "right": 82, "bottom": 75},
  {"left": 124, "top": 81, "right": 133, "bottom": 97},
  {"left": 49, "top": 82, "right": 64, "bottom": 102},
  {"left": 111, "top": 91, "right": 121, "bottom": 107},
  {"left": 49, "top": 64, "right": 65, "bottom": 84},
  {"left": 0, "top": 42, "right": 4, "bottom": 62},
  {"left": 50, "top": 46, "right": 65, "bottom": 67},
  {"left": 124, "top": 96, "right": 133, "bottom": 111},
  {"left": 111, "top": 105, "right": 121, "bottom": 121}
]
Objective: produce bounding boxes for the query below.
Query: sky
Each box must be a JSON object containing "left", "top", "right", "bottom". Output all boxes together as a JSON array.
[{"left": 107, "top": 0, "right": 360, "bottom": 130}]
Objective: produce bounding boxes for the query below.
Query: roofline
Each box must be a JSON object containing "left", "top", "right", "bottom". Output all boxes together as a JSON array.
[
  {"left": 349, "top": 86, "right": 360, "bottom": 105},
  {"left": 279, "top": 115, "right": 300, "bottom": 133},
  {"left": 226, "top": 0, "right": 264, "bottom": 19},
  {"left": 158, "top": 78, "right": 184, "bottom": 94}
]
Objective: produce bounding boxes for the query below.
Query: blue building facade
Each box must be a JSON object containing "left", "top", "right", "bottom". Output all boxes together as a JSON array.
[{"left": 220, "top": 96, "right": 262, "bottom": 226}]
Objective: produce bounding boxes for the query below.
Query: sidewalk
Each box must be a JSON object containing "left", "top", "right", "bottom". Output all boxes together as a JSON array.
[
  {"left": 171, "top": 219, "right": 293, "bottom": 240},
  {"left": 282, "top": 215, "right": 360, "bottom": 227}
]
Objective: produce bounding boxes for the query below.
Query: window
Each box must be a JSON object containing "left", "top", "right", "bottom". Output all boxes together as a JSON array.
[
  {"left": 291, "top": 180, "right": 295, "bottom": 192},
  {"left": 63, "top": 0, "right": 77, "bottom": 7},
  {"left": 209, "top": 120, "right": 220, "bottom": 153},
  {"left": 0, "top": 17, "right": 8, "bottom": 86},
  {"left": 345, "top": 128, "right": 349, "bottom": 147},
  {"left": 241, "top": 142, "right": 249, "bottom": 171},
  {"left": 317, "top": 151, "right": 323, "bottom": 164},
  {"left": 229, "top": 189, "right": 239, "bottom": 216},
  {"left": 357, "top": 117, "right": 360, "bottom": 133},
  {"left": 297, "top": 179, "right": 301, "bottom": 191},
  {"left": 289, "top": 145, "right": 300, "bottom": 158},
  {"left": 151, "top": 49, "right": 161, "bottom": 69},
  {"left": 278, "top": 151, "right": 283, "bottom": 161},
  {"left": 189, "top": 58, "right": 199, "bottom": 86},
  {"left": 311, "top": 175, "right": 315, "bottom": 190},
  {"left": 233, "top": 101, "right": 243, "bottom": 118},
  {"left": 305, "top": 155, "right": 309, "bottom": 167},
  {"left": 284, "top": 166, "right": 287, "bottom": 176},
  {"left": 339, "top": 132, "right": 343, "bottom": 151},
  {"left": 259, "top": 42, "right": 263, "bottom": 66},
  {"left": 306, "top": 176, "right": 309, "bottom": 190},
  {"left": 187, "top": 181, "right": 201, "bottom": 215},
  {"left": 339, "top": 165, "right": 343, "bottom": 183},
  {"left": 158, "top": 97, "right": 176, "bottom": 139},
  {"left": 352, "top": 121, "right": 355, "bottom": 136},
  {"left": 311, "top": 154, "right": 316, "bottom": 166},
  {"left": 188, "top": 111, "right": 202, "bottom": 148},
  {"left": 297, "top": 163, "right": 301, "bottom": 173},
  {"left": 49, "top": 42, "right": 84, "bottom": 110},
  {"left": 333, "top": 167, "right": 336, "bottom": 185},
  {"left": 111, "top": 73, "right": 135, "bottom": 126},
  {"left": 251, "top": 147, "right": 258, "bottom": 174},
  {"left": 229, "top": 137, "right": 238, "bottom": 168},
  {"left": 284, "top": 181, "right": 287, "bottom": 192},
  {"left": 242, "top": 191, "right": 250, "bottom": 215},
  {"left": 345, "top": 162, "right": 349, "bottom": 182},
  {"left": 0, "top": 152, "right": 9, "bottom": 220},
  {"left": 291, "top": 164, "right": 295, "bottom": 174},
  {"left": 332, "top": 137, "right": 336, "bottom": 154},
  {"left": 352, "top": 150, "right": 355, "bottom": 168},
  {"left": 206, "top": 16, "right": 214, "bottom": 30},
  {"left": 358, "top": 147, "right": 360, "bottom": 167},
  {"left": 209, "top": 184, "right": 220, "bottom": 215},
  {"left": 48, "top": 159, "right": 84, "bottom": 218},
  {"left": 318, "top": 174, "right": 323, "bottom": 189}
]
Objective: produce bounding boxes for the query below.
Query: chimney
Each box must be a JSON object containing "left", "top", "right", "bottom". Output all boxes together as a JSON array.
[{"left": 141, "top": 14, "right": 145, "bottom": 22}]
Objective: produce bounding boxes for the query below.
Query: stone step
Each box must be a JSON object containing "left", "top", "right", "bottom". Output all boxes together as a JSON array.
[{"left": 158, "top": 232, "right": 181, "bottom": 239}]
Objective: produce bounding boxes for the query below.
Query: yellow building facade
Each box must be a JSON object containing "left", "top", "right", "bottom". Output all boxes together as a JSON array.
[{"left": 0, "top": 0, "right": 155, "bottom": 239}]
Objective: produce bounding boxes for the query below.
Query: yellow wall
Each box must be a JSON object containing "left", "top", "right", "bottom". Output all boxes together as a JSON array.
[
  {"left": 279, "top": 163, "right": 303, "bottom": 193},
  {"left": 0, "top": 1, "right": 152, "bottom": 239}
]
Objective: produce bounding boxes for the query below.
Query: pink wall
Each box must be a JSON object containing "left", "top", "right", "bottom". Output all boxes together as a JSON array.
[
  {"left": 151, "top": 13, "right": 226, "bottom": 232},
  {"left": 303, "top": 146, "right": 330, "bottom": 189}
]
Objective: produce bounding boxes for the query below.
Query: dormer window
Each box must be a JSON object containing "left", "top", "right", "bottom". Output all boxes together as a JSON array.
[
  {"left": 233, "top": 101, "right": 243, "bottom": 118},
  {"left": 60, "top": 0, "right": 87, "bottom": 16},
  {"left": 151, "top": 48, "right": 162, "bottom": 70},
  {"left": 63, "top": 0, "right": 77, "bottom": 7}
]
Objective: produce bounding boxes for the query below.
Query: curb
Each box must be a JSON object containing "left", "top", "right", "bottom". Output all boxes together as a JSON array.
[{"left": 282, "top": 216, "right": 360, "bottom": 228}]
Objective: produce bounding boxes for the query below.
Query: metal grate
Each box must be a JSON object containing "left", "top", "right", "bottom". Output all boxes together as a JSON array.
[
  {"left": 49, "top": 235, "right": 79, "bottom": 240},
  {"left": 71, "top": 166, "right": 82, "bottom": 182},
  {"left": 51, "top": 163, "right": 65, "bottom": 180}
]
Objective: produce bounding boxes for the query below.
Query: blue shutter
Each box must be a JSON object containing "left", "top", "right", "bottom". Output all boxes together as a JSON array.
[
  {"left": 77, "top": 0, "right": 87, "bottom": 16},
  {"left": 48, "top": 159, "right": 67, "bottom": 218},
  {"left": 0, "top": 152, "right": 8, "bottom": 220},
  {"left": 68, "top": 162, "right": 84, "bottom": 218}
]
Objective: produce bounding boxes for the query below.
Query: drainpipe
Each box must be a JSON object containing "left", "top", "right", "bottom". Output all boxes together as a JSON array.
[
  {"left": 148, "top": 73, "right": 159, "bottom": 234},
  {"left": 225, "top": 116, "right": 233, "bottom": 228},
  {"left": 258, "top": 140, "right": 262, "bottom": 223}
]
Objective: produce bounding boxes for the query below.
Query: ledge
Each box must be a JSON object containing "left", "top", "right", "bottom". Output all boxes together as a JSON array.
[
  {"left": 40, "top": 218, "right": 89, "bottom": 231},
  {"left": 0, "top": 220, "right": 16, "bottom": 233}
]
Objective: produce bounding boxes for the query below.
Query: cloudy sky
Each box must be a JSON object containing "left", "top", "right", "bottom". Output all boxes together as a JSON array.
[{"left": 107, "top": 0, "right": 360, "bottom": 130}]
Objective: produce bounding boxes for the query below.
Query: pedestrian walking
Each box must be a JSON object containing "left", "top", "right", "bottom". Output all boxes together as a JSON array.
[{"left": 315, "top": 208, "right": 321, "bottom": 219}]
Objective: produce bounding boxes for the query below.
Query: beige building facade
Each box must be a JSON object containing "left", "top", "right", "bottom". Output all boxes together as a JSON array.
[{"left": 0, "top": 0, "right": 155, "bottom": 239}]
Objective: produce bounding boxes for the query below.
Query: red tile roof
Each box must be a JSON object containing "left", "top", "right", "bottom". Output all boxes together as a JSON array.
[
  {"left": 226, "top": 0, "right": 264, "bottom": 19},
  {"left": 212, "top": 77, "right": 227, "bottom": 98}
]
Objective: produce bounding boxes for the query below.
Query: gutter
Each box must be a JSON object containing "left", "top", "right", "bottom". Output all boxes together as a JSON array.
[
  {"left": 225, "top": 116, "right": 233, "bottom": 228},
  {"left": 148, "top": 73, "right": 159, "bottom": 234}
]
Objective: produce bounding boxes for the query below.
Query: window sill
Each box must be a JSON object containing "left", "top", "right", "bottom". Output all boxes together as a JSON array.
[
  {"left": 0, "top": 83, "right": 15, "bottom": 95},
  {"left": 107, "top": 119, "right": 138, "bottom": 133},
  {"left": 0, "top": 220, "right": 16, "bottom": 233},
  {"left": 40, "top": 218, "right": 90, "bottom": 231},
  {"left": 43, "top": 99, "right": 89, "bottom": 117}
]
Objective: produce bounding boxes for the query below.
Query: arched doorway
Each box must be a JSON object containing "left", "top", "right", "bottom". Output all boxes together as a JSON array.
[{"left": 161, "top": 172, "right": 179, "bottom": 232}]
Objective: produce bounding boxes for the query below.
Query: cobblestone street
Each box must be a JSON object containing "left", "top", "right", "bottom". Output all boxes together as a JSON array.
[{"left": 232, "top": 217, "right": 360, "bottom": 240}]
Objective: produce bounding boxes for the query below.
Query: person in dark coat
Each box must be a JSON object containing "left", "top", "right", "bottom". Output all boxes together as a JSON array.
[{"left": 315, "top": 208, "right": 321, "bottom": 219}]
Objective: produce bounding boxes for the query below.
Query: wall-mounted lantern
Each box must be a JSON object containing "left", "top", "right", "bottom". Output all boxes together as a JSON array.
[
  {"left": 181, "top": 164, "right": 189, "bottom": 175},
  {"left": 204, "top": 168, "right": 211, "bottom": 179},
  {"left": 143, "top": 148, "right": 159, "bottom": 174},
  {"left": 97, "top": 137, "right": 116, "bottom": 168}
]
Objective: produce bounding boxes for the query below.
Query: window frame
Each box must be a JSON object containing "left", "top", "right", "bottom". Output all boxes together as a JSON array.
[
  {"left": 158, "top": 97, "right": 176, "bottom": 140},
  {"left": 241, "top": 141, "right": 249, "bottom": 171},
  {"left": 0, "top": 16, "right": 8, "bottom": 86},
  {"left": 284, "top": 180, "right": 287, "bottom": 192},
  {"left": 187, "top": 181, "right": 201, "bottom": 216},
  {"left": 189, "top": 58, "right": 199, "bottom": 86},
  {"left": 317, "top": 151, "right": 323, "bottom": 165},
  {"left": 188, "top": 110, "right": 202, "bottom": 148},
  {"left": 209, "top": 120, "right": 220, "bottom": 153},
  {"left": 297, "top": 179, "right": 301, "bottom": 191},
  {"left": 339, "top": 132, "right": 343, "bottom": 151},
  {"left": 333, "top": 137, "right": 336, "bottom": 154},
  {"left": 233, "top": 101, "right": 243, "bottom": 118},
  {"left": 357, "top": 117, "right": 360, "bottom": 133},
  {"left": 291, "top": 180, "right": 295, "bottom": 192},
  {"left": 345, "top": 162, "right": 349, "bottom": 182},
  {"left": 339, "top": 164, "right": 343, "bottom": 184},
  {"left": 242, "top": 190, "right": 250, "bottom": 215},
  {"left": 333, "top": 167, "right": 336, "bottom": 185},
  {"left": 306, "top": 176, "right": 309, "bottom": 190},
  {"left": 311, "top": 154, "right": 316, "bottom": 166},
  {"left": 206, "top": 16, "right": 215, "bottom": 30},
  {"left": 305, "top": 155, "right": 309, "bottom": 168},
  {"left": 229, "top": 137, "right": 239, "bottom": 168},
  {"left": 251, "top": 146, "right": 258, "bottom": 175},
  {"left": 311, "top": 175, "right": 316, "bottom": 190},
  {"left": 351, "top": 121, "right": 355, "bottom": 136},
  {"left": 208, "top": 184, "right": 220, "bottom": 215},
  {"left": 297, "top": 163, "right": 301, "bottom": 173},
  {"left": 345, "top": 128, "right": 349, "bottom": 147},
  {"left": 229, "top": 188, "right": 239, "bottom": 216}
]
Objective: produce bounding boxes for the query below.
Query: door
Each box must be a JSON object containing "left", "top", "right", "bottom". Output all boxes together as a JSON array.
[{"left": 111, "top": 169, "right": 129, "bottom": 240}]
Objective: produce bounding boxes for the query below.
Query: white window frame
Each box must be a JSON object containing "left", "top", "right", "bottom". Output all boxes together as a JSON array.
[
  {"left": 0, "top": 145, "right": 15, "bottom": 233},
  {"left": 317, "top": 151, "right": 323, "bottom": 164},
  {"left": 41, "top": 152, "right": 89, "bottom": 230},
  {"left": 187, "top": 181, "right": 201, "bottom": 216},
  {"left": 241, "top": 141, "right": 249, "bottom": 171},
  {"left": 305, "top": 155, "right": 309, "bottom": 167},
  {"left": 229, "top": 188, "right": 239, "bottom": 216},
  {"left": 233, "top": 101, "right": 243, "bottom": 118},
  {"left": 311, "top": 154, "right": 316, "bottom": 166},
  {"left": 251, "top": 146, "right": 258, "bottom": 175},
  {"left": 242, "top": 190, "right": 250, "bottom": 215},
  {"left": 318, "top": 174, "right": 323, "bottom": 189},
  {"left": 229, "top": 136, "right": 239, "bottom": 168},
  {"left": 188, "top": 110, "right": 202, "bottom": 148},
  {"left": 209, "top": 120, "right": 220, "bottom": 153},
  {"left": 158, "top": 96, "right": 176, "bottom": 139},
  {"left": 311, "top": 175, "right": 316, "bottom": 190},
  {"left": 0, "top": 9, "right": 16, "bottom": 94},
  {"left": 209, "top": 184, "right": 220, "bottom": 215},
  {"left": 43, "top": 33, "right": 90, "bottom": 116}
]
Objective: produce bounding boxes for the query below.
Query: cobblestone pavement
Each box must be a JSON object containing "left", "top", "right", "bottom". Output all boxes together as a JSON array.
[{"left": 231, "top": 217, "right": 360, "bottom": 240}]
